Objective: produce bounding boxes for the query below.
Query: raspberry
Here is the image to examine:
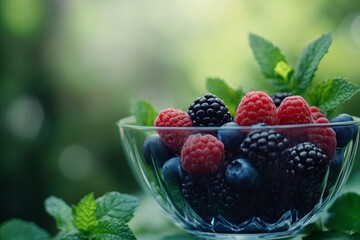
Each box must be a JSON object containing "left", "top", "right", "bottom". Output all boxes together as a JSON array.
[
  {"left": 271, "top": 92, "right": 292, "bottom": 108},
  {"left": 286, "top": 142, "right": 329, "bottom": 217},
  {"left": 240, "top": 129, "right": 290, "bottom": 222},
  {"left": 154, "top": 108, "right": 193, "bottom": 152},
  {"left": 181, "top": 134, "right": 224, "bottom": 176},
  {"left": 308, "top": 117, "right": 337, "bottom": 160},
  {"left": 310, "top": 106, "right": 325, "bottom": 121},
  {"left": 235, "top": 91, "right": 277, "bottom": 126},
  {"left": 277, "top": 96, "right": 312, "bottom": 125},
  {"left": 188, "top": 93, "right": 232, "bottom": 127}
]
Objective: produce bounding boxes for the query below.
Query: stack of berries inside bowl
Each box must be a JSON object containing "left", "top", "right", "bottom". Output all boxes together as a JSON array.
[{"left": 143, "top": 91, "right": 356, "bottom": 228}]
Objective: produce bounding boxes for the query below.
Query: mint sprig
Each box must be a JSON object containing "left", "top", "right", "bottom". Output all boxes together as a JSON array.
[
  {"left": 307, "top": 77, "right": 360, "bottom": 115},
  {"left": 249, "top": 32, "right": 359, "bottom": 114},
  {"left": 0, "top": 191, "right": 139, "bottom": 240}
]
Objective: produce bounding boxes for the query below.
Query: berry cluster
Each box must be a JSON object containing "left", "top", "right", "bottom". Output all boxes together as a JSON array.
[{"left": 143, "top": 92, "right": 356, "bottom": 226}]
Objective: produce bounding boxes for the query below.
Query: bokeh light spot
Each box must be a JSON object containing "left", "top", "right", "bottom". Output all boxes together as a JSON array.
[
  {"left": 0, "top": 0, "right": 44, "bottom": 36},
  {"left": 5, "top": 95, "right": 45, "bottom": 139},
  {"left": 351, "top": 13, "right": 360, "bottom": 48},
  {"left": 59, "top": 145, "right": 93, "bottom": 180}
]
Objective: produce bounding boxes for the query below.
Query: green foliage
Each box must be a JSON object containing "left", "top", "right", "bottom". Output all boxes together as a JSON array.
[
  {"left": 325, "top": 192, "right": 360, "bottom": 232},
  {"left": 90, "top": 220, "right": 136, "bottom": 240},
  {"left": 45, "top": 196, "right": 75, "bottom": 232},
  {"left": 0, "top": 192, "right": 139, "bottom": 240},
  {"left": 249, "top": 33, "right": 291, "bottom": 92},
  {"left": 304, "top": 192, "right": 360, "bottom": 239},
  {"left": 96, "top": 192, "right": 139, "bottom": 223},
  {"left": 0, "top": 219, "right": 50, "bottom": 240},
  {"left": 249, "top": 32, "right": 359, "bottom": 115},
  {"left": 293, "top": 32, "right": 333, "bottom": 94},
  {"left": 131, "top": 99, "right": 158, "bottom": 126},
  {"left": 307, "top": 77, "right": 360, "bottom": 115},
  {"left": 74, "top": 193, "right": 97, "bottom": 233},
  {"left": 206, "top": 77, "right": 245, "bottom": 115}
]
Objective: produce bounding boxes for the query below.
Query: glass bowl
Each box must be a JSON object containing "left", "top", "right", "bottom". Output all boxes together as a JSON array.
[{"left": 118, "top": 116, "right": 360, "bottom": 240}]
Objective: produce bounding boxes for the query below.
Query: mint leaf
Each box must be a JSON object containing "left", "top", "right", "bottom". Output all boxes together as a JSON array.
[
  {"left": 249, "top": 33, "right": 291, "bottom": 92},
  {"left": 55, "top": 233, "right": 83, "bottom": 240},
  {"left": 293, "top": 32, "right": 333, "bottom": 94},
  {"left": 303, "top": 231, "right": 359, "bottom": 240},
  {"left": 90, "top": 220, "right": 136, "bottom": 240},
  {"left": 0, "top": 219, "right": 50, "bottom": 240},
  {"left": 325, "top": 192, "right": 360, "bottom": 232},
  {"left": 96, "top": 192, "right": 139, "bottom": 223},
  {"left": 45, "top": 196, "right": 75, "bottom": 232},
  {"left": 131, "top": 99, "right": 158, "bottom": 126},
  {"left": 206, "top": 77, "right": 244, "bottom": 115},
  {"left": 249, "top": 33, "right": 287, "bottom": 78},
  {"left": 74, "top": 193, "right": 97, "bottom": 233},
  {"left": 307, "top": 77, "right": 360, "bottom": 114}
]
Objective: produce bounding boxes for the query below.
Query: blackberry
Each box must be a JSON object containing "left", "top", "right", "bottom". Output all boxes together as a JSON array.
[
  {"left": 241, "top": 130, "right": 290, "bottom": 174},
  {"left": 240, "top": 129, "right": 290, "bottom": 222},
  {"left": 188, "top": 93, "right": 232, "bottom": 127},
  {"left": 181, "top": 163, "right": 255, "bottom": 224},
  {"left": 286, "top": 142, "right": 329, "bottom": 217},
  {"left": 271, "top": 92, "right": 291, "bottom": 107}
]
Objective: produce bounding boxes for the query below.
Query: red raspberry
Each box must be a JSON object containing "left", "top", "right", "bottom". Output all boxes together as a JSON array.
[
  {"left": 277, "top": 96, "right": 312, "bottom": 125},
  {"left": 181, "top": 134, "right": 224, "bottom": 176},
  {"left": 154, "top": 108, "right": 192, "bottom": 152},
  {"left": 235, "top": 91, "right": 277, "bottom": 126},
  {"left": 308, "top": 117, "right": 337, "bottom": 160},
  {"left": 310, "top": 106, "right": 325, "bottom": 121}
]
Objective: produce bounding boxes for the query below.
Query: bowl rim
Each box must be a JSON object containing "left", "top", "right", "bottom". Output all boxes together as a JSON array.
[{"left": 117, "top": 115, "right": 360, "bottom": 131}]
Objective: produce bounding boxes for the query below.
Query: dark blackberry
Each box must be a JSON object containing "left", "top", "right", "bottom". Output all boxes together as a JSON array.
[
  {"left": 286, "top": 142, "right": 329, "bottom": 217},
  {"left": 181, "top": 163, "right": 256, "bottom": 224},
  {"left": 188, "top": 93, "right": 232, "bottom": 127},
  {"left": 271, "top": 92, "right": 291, "bottom": 107},
  {"left": 240, "top": 129, "right": 290, "bottom": 222}
]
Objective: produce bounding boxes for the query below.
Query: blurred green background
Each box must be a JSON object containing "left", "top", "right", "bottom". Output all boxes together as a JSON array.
[{"left": 1, "top": 0, "right": 360, "bottom": 236}]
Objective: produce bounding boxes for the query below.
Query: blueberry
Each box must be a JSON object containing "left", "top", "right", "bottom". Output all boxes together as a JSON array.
[
  {"left": 142, "top": 134, "right": 174, "bottom": 167},
  {"left": 326, "top": 148, "right": 345, "bottom": 193},
  {"left": 225, "top": 158, "right": 259, "bottom": 190},
  {"left": 330, "top": 114, "right": 358, "bottom": 148},
  {"left": 162, "top": 157, "right": 184, "bottom": 185},
  {"left": 217, "top": 122, "right": 246, "bottom": 151}
]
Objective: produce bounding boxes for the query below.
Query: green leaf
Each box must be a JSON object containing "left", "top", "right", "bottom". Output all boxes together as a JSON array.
[
  {"left": 90, "top": 220, "right": 136, "bottom": 240},
  {"left": 307, "top": 77, "right": 360, "bottom": 114},
  {"left": 55, "top": 233, "right": 83, "bottom": 240},
  {"left": 74, "top": 193, "right": 97, "bottom": 233},
  {"left": 303, "top": 230, "right": 359, "bottom": 240},
  {"left": 249, "top": 33, "right": 287, "bottom": 78},
  {"left": 0, "top": 219, "right": 50, "bottom": 240},
  {"left": 130, "top": 99, "right": 158, "bottom": 126},
  {"left": 206, "top": 77, "right": 245, "bottom": 115},
  {"left": 249, "top": 33, "right": 291, "bottom": 92},
  {"left": 325, "top": 192, "right": 360, "bottom": 232},
  {"left": 96, "top": 192, "right": 139, "bottom": 223},
  {"left": 274, "top": 61, "right": 293, "bottom": 81},
  {"left": 45, "top": 196, "right": 75, "bottom": 232},
  {"left": 293, "top": 32, "right": 333, "bottom": 94}
]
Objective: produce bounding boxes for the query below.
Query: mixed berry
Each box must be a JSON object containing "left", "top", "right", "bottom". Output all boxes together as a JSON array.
[{"left": 142, "top": 91, "right": 357, "bottom": 227}]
